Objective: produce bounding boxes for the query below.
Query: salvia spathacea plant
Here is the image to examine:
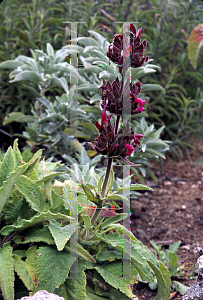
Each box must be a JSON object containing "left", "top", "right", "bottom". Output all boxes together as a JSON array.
[{"left": 0, "top": 24, "right": 171, "bottom": 300}]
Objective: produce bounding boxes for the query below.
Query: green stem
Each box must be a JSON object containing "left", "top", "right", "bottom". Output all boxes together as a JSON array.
[
  {"left": 80, "top": 116, "right": 122, "bottom": 240},
  {"left": 90, "top": 156, "right": 113, "bottom": 228},
  {"left": 90, "top": 115, "right": 121, "bottom": 228},
  {"left": 101, "top": 156, "right": 113, "bottom": 198}
]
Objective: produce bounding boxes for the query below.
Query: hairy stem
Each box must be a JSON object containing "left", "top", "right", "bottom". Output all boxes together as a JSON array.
[{"left": 90, "top": 115, "right": 120, "bottom": 229}]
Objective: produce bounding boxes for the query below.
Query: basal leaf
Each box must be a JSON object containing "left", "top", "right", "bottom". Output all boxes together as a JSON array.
[
  {"left": 0, "top": 146, "right": 15, "bottom": 187},
  {"left": 63, "top": 258, "right": 87, "bottom": 300},
  {"left": 42, "top": 158, "right": 51, "bottom": 201},
  {"left": 50, "top": 190, "right": 63, "bottom": 213},
  {"left": 147, "top": 260, "right": 171, "bottom": 300},
  {"left": 65, "top": 238, "right": 96, "bottom": 263},
  {"left": 25, "top": 246, "right": 38, "bottom": 288},
  {"left": 0, "top": 163, "right": 28, "bottom": 214},
  {"left": 13, "top": 226, "right": 55, "bottom": 245},
  {"left": 48, "top": 220, "right": 78, "bottom": 251},
  {"left": 1, "top": 211, "right": 73, "bottom": 235},
  {"left": 37, "top": 245, "right": 76, "bottom": 292},
  {"left": 36, "top": 172, "right": 64, "bottom": 185},
  {"left": 97, "top": 232, "right": 153, "bottom": 282},
  {"left": 15, "top": 175, "right": 48, "bottom": 212},
  {"left": 13, "top": 139, "right": 23, "bottom": 168},
  {"left": 188, "top": 24, "right": 203, "bottom": 69},
  {"left": 13, "top": 254, "right": 35, "bottom": 292},
  {"left": 96, "top": 249, "right": 123, "bottom": 262},
  {"left": 172, "top": 280, "right": 189, "bottom": 295},
  {"left": 0, "top": 242, "right": 14, "bottom": 300},
  {"left": 94, "top": 260, "right": 137, "bottom": 298}
]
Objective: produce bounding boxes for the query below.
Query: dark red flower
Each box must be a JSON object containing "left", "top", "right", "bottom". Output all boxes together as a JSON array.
[
  {"left": 107, "top": 23, "right": 149, "bottom": 71},
  {"left": 88, "top": 107, "right": 144, "bottom": 165},
  {"left": 100, "top": 77, "right": 149, "bottom": 116}
]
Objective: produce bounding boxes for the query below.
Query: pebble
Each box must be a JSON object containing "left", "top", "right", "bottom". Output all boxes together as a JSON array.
[{"left": 19, "top": 290, "right": 65, "bottom": 300}]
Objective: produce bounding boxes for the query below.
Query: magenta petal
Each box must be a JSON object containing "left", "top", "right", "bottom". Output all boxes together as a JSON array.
[
  {"left": 136, "top": 28, "right": 142, "bottom": 38},
  {"left": 101, "top": 101, "right": 111, "bottom": 125},
  {"left": 95, "top": 120, "right": 101, "bottom": 130},
  {"left": 125, "top": 144, "right": 135, "bottom": 156},
  {"left": 101, "top": 101, "right": 107, "bottom": 124},
  {"left": 136, "top": 107, "right": 144, "bottom": 112},
  {"left": 136, "top": 98, "right": 145, "bottom": 105},
  {"left": 134, "top": 134, "right": 144, "bottom": 139}
]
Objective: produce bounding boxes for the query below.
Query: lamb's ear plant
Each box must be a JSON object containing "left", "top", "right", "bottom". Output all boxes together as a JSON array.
[{"left": 0, "top": 24, "right": 171, "bottom": 300}]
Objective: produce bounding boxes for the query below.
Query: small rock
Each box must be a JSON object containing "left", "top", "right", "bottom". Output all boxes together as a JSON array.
[
  {"left": 19, "top": 290, "right": 65, "bottom": 300},
  {"left": 183, "top": 256, "right": 203, "bottom": 300}
]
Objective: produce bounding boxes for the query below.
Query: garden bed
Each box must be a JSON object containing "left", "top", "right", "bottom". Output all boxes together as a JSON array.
[{"left": 131, "top": 140, "right": 203, "bottom": 299}]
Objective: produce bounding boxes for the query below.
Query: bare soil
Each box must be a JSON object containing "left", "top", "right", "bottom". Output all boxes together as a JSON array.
[{"left": 130, "top": 140, "right": 203, "bottom": 299}]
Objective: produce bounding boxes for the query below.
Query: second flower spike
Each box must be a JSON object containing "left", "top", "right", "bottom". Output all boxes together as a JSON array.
[{"left": 100, "top": 77, "right": 149, "bottom": 116}]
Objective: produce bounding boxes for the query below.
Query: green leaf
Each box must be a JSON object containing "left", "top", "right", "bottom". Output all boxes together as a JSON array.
[
  {"left": 169, "top": 241, "right": 181, "bottom": 253},
  {"left": 1, "top": 211, "right": 73, "bottom": 235},
  {"left": 106, "top": 168, "right": 114, "bottom": 194},
  {"left": 93, "top": 260, "right": 137, "bottom": 298},
  {"left": 81, "top": 182, "right": 101, "bottom": 205},
  {"left": 13, "top": 226, "right": 55, "bottom": 245},
  {"left": 96, "top": 249, "right": 123, "bottom": 262},
  {"left": 61, "top": 258, "right": 87, "bottom": 300},
  {"left": 0, "top": 242, "right": 14, "bottom": 300},
  {"left": 147, "top": 260, "right": 171, "bottom": 300},
  {"left": 101, "top": 224, "right": 138, "bottom": 242},
  {"left": 47, "top": 43, "right": 54, "bottom": 56},
  {"left": 188, "top": 24, "right": 203, "bottom": 69},
  {"left": 3, "top": 112, "right": 37, "bottom": 125},
  {"left": 24, "top": 246, "right": 38, "bottom": 288},
  {"left": 42, "top": 158, "right": 51, "bottom": 201},
  {"left": 101, "top": 213, "right": 128, "bottom": 230},
  {"left": 173, "top": 280, "right": 189, "bottom": 295},
  {"left": 0, "top": 60, "right": 23, "bottom": 69},
  {"left": 10, "top": 71, "right": 39, "bottom": 84},
  {"left": 97, "top": 231, "right": 153, "bottom": 282},
  {"left": 104, "top": 194, "right": 129, "bottom": 203},
  {"left": 82, "top": 214, "right": 91, "bottom": 231},
  {"left": 48, "top": 220, "right": 78, "bottom": 251},
  {"left": 15, "top": 175, "right": 48, "bottom": 212},
  {"left": 0, "top": 146, "right": 15, "bottom": 186},
  {"left": 141, "top": 84, "right": 165, "bottom": 93},
  {"left": 13, "top": 254, "right": 35, "bottom": 292},
  {"left": 118, "top": 184, "right": 153, "bottom": 193},
  {"left": 37, "top": 245, "right": 76, "bottom": 292},
  {"left": 13, "top": 139, "right": 23, "bottom": 168},
  {"left": 0, "top": 163, "right": 28, "bottom": 214},
  {"left": 65, "top": 238, "right": 96, "bottom": 263},
  {"left": 49, "top": 76, "right": 69, "bottom": 94},
  {"left": 168, "top": 252, "right": 178, "bottom": 268},
  {"left": 86, "top": 286, "right": 112, "bottom": 300},
  {"left": 50, "top": 190, "right": 63, "bottom": 213},
  {"left": 36, "top": 172, "right": 64, "bottom": 185},
  {"left": 80, "top": 146, "right": 90, "bottom": 165}
]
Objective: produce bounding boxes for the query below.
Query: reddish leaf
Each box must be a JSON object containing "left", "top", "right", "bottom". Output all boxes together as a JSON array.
[
  {"left": 188, "top": 24, "right": 203, "bottom": 69},
  {"left": 81, "top": 206, "right": 118, "bottom": 217}
]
